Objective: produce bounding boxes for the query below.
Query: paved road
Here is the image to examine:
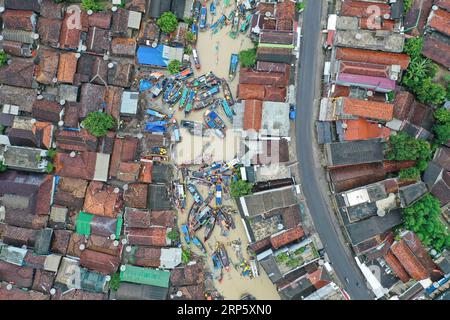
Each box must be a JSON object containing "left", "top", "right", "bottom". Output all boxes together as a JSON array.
[{"left": 295, "top": 0, "right": 372, "bottom": 300}]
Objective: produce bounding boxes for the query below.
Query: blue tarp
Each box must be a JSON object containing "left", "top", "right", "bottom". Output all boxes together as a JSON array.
[
  {"left": 145, "top": 122, "right": 167, "bottom": 133},
  {"left": 137, "top": 45, "right": 168, "bottom": 67},
  {"left": 139, "top": 79, "right": 153, "bottom": 92}
]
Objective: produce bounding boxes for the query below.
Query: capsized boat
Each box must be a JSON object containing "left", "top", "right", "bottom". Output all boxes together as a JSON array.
[
  {"left": 204, "top": 213, "right": 216, "bottom": 241},
  {"left": 192, "top": 236, "right": 207, "bottom": 255},
  {"left": 228, "top": 54, "right": 239, "bottom": 82},
  {"left": 217, "top": 243, "right": 230, "bottom": 271}
]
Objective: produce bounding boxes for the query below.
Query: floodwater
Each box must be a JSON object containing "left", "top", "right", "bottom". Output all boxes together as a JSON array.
[{"left": 172, "top": 4, "right": 281, "bottom": 300}]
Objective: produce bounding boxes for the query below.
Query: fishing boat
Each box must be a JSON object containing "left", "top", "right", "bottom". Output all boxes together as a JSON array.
[
  {"left": 146, "top": 108, "right": 167, "bottom": 119},
  {"left": 173, "top": 67, "right": 194, "bottom": 81},
  {"left": 184, "top": 89, "right": 196, "bottom": 114},
  {"left": 191, "top": 23, "right": 198, "bottom": 43},
  {"left": 164, "top": 80, "right": 183, "bottom": 105},
  {"left": 198, "top": 85, "right": 220, "bottom": 101},
  {"left": 210, "top": 1, "right": 216, "bottom": 15},
  {"left": 212, "top": 252, "right": 222, "bottom": 270},
  {"left": 178, "top": 87, "right": 189, "bottom": 110},
  {"left": 181, "top": 224, "right": 191, "bottom": 244},
  {"left": 194, "top": 97, "right": 215, "bottom": 111},
  {"left": 181, "top": 120, "right": 204, "bottom": 136},
  {"left": 192, "top": 236, "right": 207, "bottom": 255},
  {"left": 193, "top": 204, "right": 212, "bottom": 229},
  {"left": 230, "top": 11, "right": 240, "bottom": 37},
  {"left": 227, "top": 10, "right": 235, "bottom": 25},
  {"left": 204, "top": 213, "right": 216, "bottom": 241},
  {"left": 240, "top": 14, "right": 252, "bottom": 33},
  {"left": 199, "top": 3, "right": 207, "bottom": 29},
  {"left": 228, "top": 54, "right": 239, "bottom": 82},
  {"left": 204, "top": 109, "right": 226, "bottom": 135},
  {"left": 215, "top": 184, "right": 222, "bottom": 206},
  {"left": 187, "top": 182, "right": 204, "bottom": 204},
  {"left": 192, "top": 48, "right": 201, "bottom": 70},
  {"left": 150, "top": 76, "right": 167, "bottom": 98},
  {"left": 192, "top": 0, "right": 201, "bottom": 22},
  {"left": 222, "top": 80, "right": 235, "bottom": 105},
  {"left": 171, "top": 120, "right": 181, "bottom": 143},
  {"left": 217, "top": 243, "right": 230, "bottom": 271},
  {"left": 187, "top": 202, "right": 200, "bottom": 225},
  {"left": 150, "top": 147, "right": 167, "bottom": 155},
  {"left": 221, "top": 99, "right": 234, "bottom": 121},
  {"left": 211, "top": 14, "right": 226, "bottom": 34}
]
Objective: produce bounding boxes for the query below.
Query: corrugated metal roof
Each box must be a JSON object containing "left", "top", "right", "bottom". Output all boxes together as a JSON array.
[{"left": 120, "top": 264, "right": 170, "bottom": 288}]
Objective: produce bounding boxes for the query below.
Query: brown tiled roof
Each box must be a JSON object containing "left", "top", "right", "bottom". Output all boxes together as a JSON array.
[
  {"left": 86, "top": 234, "right": 121, "bottom": 257},
  {"left": 80, "top": 249, "right": 120, "bottom": 275},
  {"left": 391, "top": 240, "right": 429, "bottom": 281},
  {"left": 270, "top": 226, "right": 304, "bottom": 249},
  {"left": 256, "top": 61, "right": 289, "bottom": 73},
  {"left": 0, "top": 285, "right": 49, "bottom": 300},
  {"left": 86, "top": 27, "right": 111, "bottom": 53},
  {"left": 2, "top": 10, "right": 36, "bottom": 31},
  {"left": 125, "top": 208, "right": 152, "bottom": 229},
  {"left": 117, "top": 162, "right": 141, "bottom": 182},
  {"left": 329, "top": 162, "right": 386, "bottom": 192},
  {"left": 123, "top": 183, "right": 148, "bottom": 209},
  {"left": 393, "top": 91, "right": 414, "bottom": 120},
  {"left": 0, "top": 58, "right": 35, "bottom": 88},
  {"left": 139, "top": 161, "right": 153, "bottom": 183},
  {"left": 83, "top": 181, "right": 122, "bottom": 218},
  {"left": 63, "top": 102, "right": 81, "bottom": 128},
  {"left": 66, "top": 233, "right": 85, "bottom": 257},
  {"left": 104, "top": 86, "right": 124, "bottom": 122},
  {"left": 40, "top": 0, "right": 64, "bottom": 20},
  {"left": 238, "top": 84, "right": 266, "bottom": 100},
  {"left": 32, "top": 270, "right": 55, "bottom": 294},
  {"left": 126, "top": 226, "right": 168, "bottom": 246},
  {"left": 55, "top": 129, "right": 98, "bottom": 152},
  {"left": 51, "top": 229, "right": 72, "bottom": 255},
  {"left": 276, "top": 0, "right": 296, "bottom": 20},
  {"left": 57, "top": 52, "right": 78, "bottom": 84},
  {"left": 53, "top": 177, "right": 88, "bottom": 209},
  {"left": 422, "top": 32, "right": 450, "bottom": 68},
  {"left": 59, "top": 11, "right": 82, "bottom": 49},
  {"left": 431, "top": 171, "right": 450, "bottom": 205},
  {"left": 0, "top": 260, "right": 34, "bottom": 288},
  {"left": 343, "top": 118, "right": 391, "bottom": 141},
  {"left": 88, "top": 12, "right": 112, "bottom": 29},
  {"left": 170, "top": 262, "right": 205, "bottom": 286},
  {"left": 243, "top": 100, "right": 263, "bottom": 131},
  {"left": 109, "top": 137, "right": 139, "bottom": 178},
  {"left": 132, "top": 247, "right": 161, "bottom": 268},
  {"left": 335, "top": 47, "right": 410, "bottom": 69},
  {"left": 111, "top": 8, "right": 129, "bottom": 36},
  {"left": 32, "top": 99, "right": 63, "bottom": 123},
  {"left": 402, "top": 231, "right": 438, "bottom": 273},
  {"left": 125, "top": 0, "right": 146, "bottom": 12},
  {"left": 110, "top": 38, "right": 137, "bottom": 57},
  {"left": 257, "top": 2, "right": 275, "bottom": 15},
  {"left": 2, "top": 224, "right": 36, "bottom": 248},
  {"left": 332, "top": 85, "right": 351, "bottom": 97},
  {"left": 434, "top": 147, "right": 450, "bottom": 171},
  {"left": 340, "top": 0, "right": 391, "bottom": 18},
  {"left": 384, "top": 251, "right": 410, "bottom": 282},
  {"left": 428, "top": 8, "right": 450, "bottom": 36},
  {"left": 239, "top": 67, "right": 290, "bottom": 87},
  {"left": 137, "top": 21, "right": 160, "bottom": 43},
  {"left": 151, "top": 211, "right": 177, "bottom": 228},
  {"left": 339, "top": 60, "right": 390, "bottom": 78},
  {"left": 383, "top": 160, "right": 417, "bottom": 173},
  {"left": 171, "top": 284, "right": 205, "bottom": 300},
  {"left": 264, "top": 86, "right": 287, "bottom": 102},
  {"left": 342, "top": 97, "right": 394, "bottom": 121},
  {"left": 249, "top": 237, "right": 272, "bottom": 254},
  {"left": 54, "top": 151, "right": 97, "bottom": 180},
  {"left": 435, "top": 0, "right": 450, "bottom": 11},
  {"left": 108, "top": 62, "right": 134, "bottom": 88}
]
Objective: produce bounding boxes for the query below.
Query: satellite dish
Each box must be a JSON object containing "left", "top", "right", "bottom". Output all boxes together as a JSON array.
[
  {"left": 113, "top": 188, "right": 120, "bottom": 194},
  {"left": 277, "top": 224, "right": 284, "bottom": 231},
  {"left": 176, "top": 291, "right": 183, "bottom": 297},
  {"left": 58, "top": 121, "right": 64, "bottom": 127},
  {"left": 103, "top": 54, "right": 109, "bottom": 61},
  {"left": 50, "top": 288, "right": 56, "bottom": 295},
  {"left": 111, "top": 6, "right": 118, "bottom": 12},
  {"left": 123, "top": 184, "right": 129, "bottom": 191},
  {"left": 108, "top": 63, "right": 115, "bottom": 69},
  {"left": 87, "top": 10, "right": 93, "bottom": 15},
  {"left": 52, "top": 77, "right": 58, "bottom": 83},
  {"left": 125, "top": 246, "right": 132, "bottom": 253},
  {"left": 265, "top": 12, "right": 271, "bottom": 17},
  {"left": 37, "top": 95, "right": 44, "bottom": 100},
  {"left": 0, "top": 7, "right": 5, "bottom": 13},
  {"left": 355, "top": 33, "right": 362, "bottom": 40},
  {"left": 110, "top": 234, "right": 117, "bottom": 240},
  {"left": 137, "top": 133, "right": 143, "bottom": 139},
  {"left": 70, "top": 151, "right": 76, "bottom": 158},
  {"left": 383, "top": 14, "right": 390, "bottom": 19},
  {"left": 60, "top": 99, "right": 66, "bottom": 105},
  {"left": 105, "top": 275, "right": 111, "bottom": 282},
  {"left": 120, "top": 265, "right": 127, "bottom": 272},
  {"left": 121, "top": 239, "right": 128, "bottom": 245},
  {"left": 30, "top": 118, "right": 37, "bottom": 124},
  {"left": 367, "top": 90, "right": 374, "bottom": 97},
  {"left": 79, "top": 244, "right": 85, "bottom": 251},
  {"left": 6, "top": 284, "right": 12, "bottom": 291},
  {"left": 152, "top": 41, "right": 158, "bottom": 48},
  {"left": 32, "top": 33, "right": 40, "bottom": 40},
  {"left": 75, "top": 53, "right": 81, "bottom": 59},
  {"left": 113, "top": 240, "right": 119, "bottom": 247}
]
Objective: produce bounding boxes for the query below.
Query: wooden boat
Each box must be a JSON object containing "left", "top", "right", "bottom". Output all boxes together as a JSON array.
[
  {"left": 181, "top": 224, "right": 190, "bottom": 244},
  {"left": 240, "top": 14, "right": 252, "bottom": 33},
  {"left": 192, "top": 236, "right": 207, "bottom": 255},
  {"left": 210, "top": 1, "right": 216, "bottom": 15},
  {"left": 204, "top": 109, "right": 226, "bottom": 133},
  {"left": 228, "top": 54, "right": 239, "bottom": 82},
  {"left": 221, "top": 98, "right": 234, "bottom": 121},
  {"left": 173, "top": 67, "right": 194, "bottom": 81},
  {"left": 212, "top": 252, "right": 222, "bottom": 270},
  {"left": 178, "top": 87, "right": 189, "bottom": 110},
  {"left": 184, "top": 89, "right": 196, "bottom": 114},
  {"left": 204, "top": 213, "right": 216, "bottom": 241},
  {"left": 187, "top": 202, "right": 200, "bottom": 225},
  {"left": 217, "top": 243, "right": 230, "bottom": 271},
  {"left": 187, "top": 182, "right": 203, "bottom": 204},
  {"left": 192, "top": 48, "right": 201, "bottom": 70},
  {"left": 199, "top": 3, "right": 207, "bottom": 29},
  {"left": 194, "top": 97, "right": 216, "bottom": 111},
  {"left": 198, "top": 85, "right": 220, "bottom": 101}
]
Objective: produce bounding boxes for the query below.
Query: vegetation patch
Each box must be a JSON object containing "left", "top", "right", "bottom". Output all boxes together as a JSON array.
[
  {"left": 82, "top": 111, "right": 115, "bottom": 137},
  {"left": 230, "top": 180, "right": 253, "bottom": 198},
  {"left": 157, "top": 12, "right": 179, "bottom": 34}
]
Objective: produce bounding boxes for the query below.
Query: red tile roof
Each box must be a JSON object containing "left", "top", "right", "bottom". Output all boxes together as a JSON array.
[
  {"left": 117, "top": 162, "right": 141, "bottom": 182},
  {"left": 340, "top": 1, "right": 391, "bottom": 18},
  {"left": 35, "top": 48, "right": 60, "bottom": 85},
  {"left": 270, "top": 226, "right": 304, "bottom": 249},
  {"left": 2, "top": 10, "right": 36, "bottom": 31},
  {"left": 0, "top": 260, "right": 34, "bottom": 288},
  {"left": 80, "top": 249, "right": 120, "bottom": 275},
  {"left": 393, "top": 91, "right": 414, "bottom": 120},
  {"left": 342, "top": 97, "right": 394, "bottom": 121},
  {"left": 125, "top": 208, "right": 152, "bottom": 228},
  {"left": 422, "top": 32, "right": 450, "bottom": 68},
  {"left": 126, "top": 226, "right": 168, "bottom": 246},
  {"left": 239, "top": 67, "right": 290, "bottom": 87},
  {"left": 343, "top": 118, "right": 391, "bottom": 141},
  {"left": 55, "top": 129, "right": 98, "bottom": 152},
  {"left": 139, "top": 160, "right": 153, "bottom": 183},
  {"left": 0, "top": 285, "right": 49, "bottom": 300},
  {"left": 329, "top": 162, "right": 386, "bottom": 192},
  {"left": 390, "top": 240, "right": 429, "bottom": 281},
  {"left": 339, "top": 60, "right": 390, "bottom": 78},
  {"left": 428, "top": 8, "right": 450, "bottom": 36},
  {"left": 54, "top": 151, "right": 97, "bottom": 180},
  {"left": 86, "top": 234, "right": 121, "bottom": 257},
  {"left": 435, "top": 0, "right": 450, "bottom": 11},
  {"left": 57, "top": 52, "right": 78, "bottom": 84},
  {"left": 123, "top": 183, "right": 148, "bottom": 209},
  {"left": 83, "top": 181, "right": 122, "bottom": 218},
  {"left": 238, "top": 84, "right": 266, "bottom": 100},
  {"left": 60, "top": 11, "right": 82, "bottom": 49},
  {"left": 88, "top": 12, "right": 112, "bottom": 29},
  {"left": 132, "top": 247, "right": 161, "bottom": 268},
  {"left": 276, "top": 0, "right": 296, "bottom": 20},
  {"left": 150, "top": 211, "right": 177, "bottom": 228},
  {"left": 109, "top": 137, "right": 139, "bottom": 178},
  {"left": 243, "top": 100, "right": 263, "bottom": 131},
  {"left": 335, "top": 47, "right": 410, "bottom": 70},
  {"left": 384, "top": 251, "right": 410, "bottom": 283}
]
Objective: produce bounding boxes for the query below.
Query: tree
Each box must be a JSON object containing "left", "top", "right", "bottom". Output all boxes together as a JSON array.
[
  {"left": 403, "top": 194, "right": 450, "bottom": 251},
  {"left": 399, "top": 167, "right": 420, "bottom": 180},
  {"left": 403, "top": 37, "right": 424, "bottom": 58},
  {"left": 45, "top": 162, "right": 55, "bottom": 173},
  {"left": 46, "top": 148, "right": 57, "bottom": 160},
  {"left": 184, "top": 45, "right": 193, "bottom": 55},
  {"left": 82, "top": 112, "right": 115, "bottom": 137},
  {"left": 81, "top": 0, "right": 104, "bottom": 12},
  {"left": 185, "top": 31, "right": 195, "bottom": 44},
  {"left": 183, "top": 17, "right": 194, "bottom": 26},
  {"left": 157, "top": 12, "right": 179, "bottom": 34},
  {"left": 433, "top": 108, "right": 450, "bottom": 145},
  {"left": 109, "top": 273, "right": 121, "bottom": 291},
  {"left": 434, "top": 108, "right": 450, "bottom": 124},
  {"left": 387, "top": 132, "right": 432, "bottom": 167},
  {"left": 239, "top": 48, "right": 257, "bottom": 68},
  {"left": 230, "top": 180, "right": 253, "bottom": 198},
  {"left": 295, "top": 2, "right": 305, "bottom": 10},
  {"left": 181, "top": 247, "right": 191, "bottom": 264},
  {"left": 403, "top": 0, "right": 414, "bottom": 14},
  {"left": 0, "top": 52, "right": 8, "bottom": 67},
  {"left": 168, "top": 60, "right": 181, "bottom": 74},
  {"left": 0, "top": 163, "right": 7, "bottom": 173},
  {"left": 167, "top": 229, "right": 179, "bottom": 243}
]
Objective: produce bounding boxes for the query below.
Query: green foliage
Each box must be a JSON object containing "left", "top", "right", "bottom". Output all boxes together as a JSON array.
[
  {"left": 286, "top": 258, "right": 301, "bottom": 269},
  {"left": 45, "top": 162, "right": 54, "bottom": 173},
  {"left": 168, "top": 60, "right": 181, "bottom": 74},
  {"left": 0, "top": 52, "right": 8, "bottom": 67},
  {"left": 435, "top": 108, "right": 450, "bottom": 124},
  {"left": 403, "top": 194, "right": 450, "bottom": 251},
  {"left": 46, "top": 148, "right": 57, "bottom": 160},
  {"left": 403, "top": 37, "right": 424, "bottom": 57},
  {"left": 433, "top": 108, "right": 450, "bottom": 145},
  {"left": 184, "top": 17, "right": 194, "bottom": 26},
  {"left": 167, "top": 229, "right": 179, "bottom": 242},
  {"left": 230, "top": 180, "right": 253, "bottom": 198},
  {"left": 182, "top": 247, "right": 191, "bottom": 264},
  {"left": 0, "top": 125, "right": 5, "bottom": 135},
  {"left": 239, "top": 48, "right": 257, "bottom": 68},
  {"left": 386, "top": 91, "right": 395, "bottom": 103},
  {"left": 403, "top": 0, "right": 414, "bottom": 14},
  {"left": 185, "top": 31, "right": 195, "bottom": 44},
  {"left": 82, "top": 111, "right": 115, "bottom": 137},
  {"left": 275, "top": 252, "right": 289, "bottom": 263},
  {"left": 184, "top": 45, "right": 193, "bottom": 55},
  {"left": 399, "top": 167, "right": 420, "bottom": 180},
  {"left": 81, "top": 0, "right": 104, "bottom": 12},
  {"left": 295, "top": 2, "right": 305, "bottom": 10},
  {"left": 109, "top": 273, "right": 121, "bottom": 291},
  {"left": 387, "top": 132, "right": 432, "bottom": 169},
  {"left": 0, "top": 163, "right": 7, "bottom": 173},
  {"left": 157, "top": 12, "right": 179, "bottom": 34}
]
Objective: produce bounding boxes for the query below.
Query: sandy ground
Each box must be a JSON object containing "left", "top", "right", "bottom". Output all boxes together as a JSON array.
[{"left": 171, "top": 4, "right": 281, "bottom": 300}]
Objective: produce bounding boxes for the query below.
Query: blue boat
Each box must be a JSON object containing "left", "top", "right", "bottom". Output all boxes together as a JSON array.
[
  {"left": 191, "top": 23, "right": 198, "bottom": 43},
  {"left": 240, "top": 14, "right": 252, "bottom": 33},
  {"left": 204, "top": 109, "right": 226, "bottom": 134},
  {"left": 172, "top": 120, "right": 181, "bottom": 142},
  {"left": 198, "top": 85, "right": 220, "bottom": 100},
  {"left": 210, "top": 1, "right": 216, "bottom": 15},
  {"left": 146, "top": 108, "right": 167, "bottom": 119},
  {"left": 228, "top": 53, "right": 239, "bottom": 81},
  {"left": 199, "top": 3, "right": 207, "bottom": 29},
  {"left": 221, "top": 99, "right": 234, "bottom": 121},
  {"left": 216, "top": 184, "right": 222, "bottom": 206},
  {"left": 185, "top": 89, "right": 197, "bottom": 114},
  {"left": 139, "top": 79, "right": 153, "bottom": 92},
  {"left": 212, "top": 252, "right": 222, "bottom": 270},
  {"left": 192, "top": 236, "right": 207, "bottom": 255},
  {"left": 187, "top": 183, "right": 204, "bottom": 204},
  {"left": 181, "top": 224, "right": 190, "bottom": 244},
  {"left": 211, "top": 14, "right": 226, "bottom": 34},
  {"left": 179, "top": 87, "right": 189, "bottom": 110},
  {"left": 173, "top": 67, "right": 194, "bottom": 81},
  {"left": 222, "top": 80, "right": 235, "bottom": 106}
]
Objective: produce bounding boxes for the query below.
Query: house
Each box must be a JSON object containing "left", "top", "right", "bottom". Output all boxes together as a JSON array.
[
  {"left": 239, "top": 67, "right": 290, "bottom": 88},
  {"left": 137, "top": 45, "right": 184, "bottom": 68},
  {"left": 0, "top": 145, "right": 49, "bottom": 173},
  {"left": 427, "top": 7, "right": 450, "bottom": 36},
  {"left": 1, "top": 40, "right": 33, "bottom": 58},
  {"left": 88, "top": 11, "right": 112, "bottom": 29},
  {"left": 111, "top": 38, "right": 137, "bottom": 57},
  {"left": 422, "top": 32, "right": 450, "bottom": 69},
  {"left": 57, "top": 52, "right": 78, "bottom": 84},
  {"left": 423, "top": 147, "right": 450, "bottom": 206},
  {"left": 0, "top": 284, "right": 50, "bottom": 300},
  {"left": 126, "top": 226, "right": 171, "bottom": 246},
  {"left": 122, "top": 246, "right": 182, "bottom": 269},
  {"left": 53, "top": 177, "right": 88, "bottom": 210},
  {"left": 36, "top": 48, "right": 60, "bottom": 85},
  {"left": 114, "top": 282, "right": 168, "bottom": 300},
  {"left": 59, "top": 10, "right": 82, "bottom": 50},
  {"left": 32, "top": 99, "right": 64, "bottom": 124},
  {"left": 137, "top": 21, "right": 161, "bottom": 44},
  {"left": 6, "top": 118, "right": 54, "bottom": 149},
  {"left": 123, "top": 183, "right": 148, "bottom": 208},
  {"left": 0, "top": 58, "right": 35, "bottom": 88},
  {"left": 124, "top": 207, "right": 177, "bottom": 229},
  {"left": 147, "top": 0, "right": 186, "bottom": 20},
  {"left": 334, "top": 30, "right": 405, "bottom": 53},
  {"left": 59, "top": 85, "right": 79, "bottom": 103},
  {"left": 0, "top": 260, "right": 35, "bottom": 288},
  {"left": 108, "top": 62, "right": 134, "bottom": 88},
  {"left": 320, "top": 97, "right": 394, "bottom": 122},
  {"left": 120, "top": 264, "right": 171, "bottom": 288},
  {"left": 54, "top": 151, "right": 110, "bottom": 181},
  {"left": 55, "top": 129, "right": 98, "bottom": 153},
  {"left": 109, "top": 137, "right": 139, "bottom": 179},
  {"left": 338, "top": 118, "right": 391, "bottom": 141},
  {"left": 170, "top": 262, "right": 205, "bottom": 287},
  {"left": 76, "top": 211, "right": 122, "bottom": 238},
  {"left": 82, "top": 182, "right": 123, "bottom": 218},
  {"left": 324, "top": 139, "right": 384, "bottom": 167},
  {"left": 79, "top": 84, "right": 107, "bottom": 118},
  {"left": 0, "top": 170, "right": 54, "bottom": 229},
  {"left": 2, "top": 10, "right": 38, "bottom": 32},
  {"left": 238, "top": 84, "right": 287, "bottom": 102},
  {"left": 80, "top": 249, "right": 121, "bottom": 275},
  {"left": 120, "top": 91, "right": 140, "bottom": 116},
  {"left": 0, "top": 86, "right": 38, "bottom": 114}
]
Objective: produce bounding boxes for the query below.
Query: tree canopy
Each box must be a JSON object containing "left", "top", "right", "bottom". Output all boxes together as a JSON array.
[
  {"left": 168, "top": 60, "right": 181, "bottom": 74},
  {"left": 239, "top": 48, "right": 257, "bottom": 68},
  {"left": 403, "top": 194, "right": 450, "bottom": 251},
  {"left": 157, "top": 12, "right": 179, "bottom": 34},
  {"left": 81, "top": 0, "right": 104, "bottom": 12},
  {"left": 0, "top": 52, "right": 8, "bottom": 67},
  {"left": 433, "top": 108, "right": 450, "bottom": 145},
  {"left": 387, "top": 132, "right": 432, "bottom": 171},
  {"left": 230, "top": 180, "right": 253, "bottom": 198},
  {"left": 82, "top": 112, "right": 115, "bottom": 137}
]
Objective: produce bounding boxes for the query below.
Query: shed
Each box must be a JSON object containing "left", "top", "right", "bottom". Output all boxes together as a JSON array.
[
  {"left": 120, "top": 91, "right": 140, "bottom": 115},
  {"left": 120, "top": 265, "right": 170, "bottom": 288}
]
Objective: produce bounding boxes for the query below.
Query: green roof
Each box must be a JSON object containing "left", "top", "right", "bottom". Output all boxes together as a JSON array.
[
  {"left": 120, "top": 265, "right": 170, "bottom": 288},
  {"left": 115, "top": 214, "right": 123, "bottom": 238},
  {"left": 76, "top": 211, "right": 94, "bottom": 236}
]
